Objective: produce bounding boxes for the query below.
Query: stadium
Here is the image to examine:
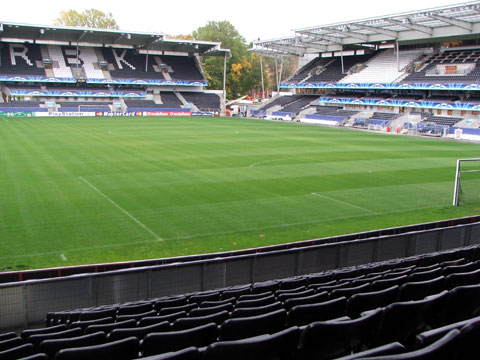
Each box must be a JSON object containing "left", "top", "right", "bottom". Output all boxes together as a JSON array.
[{"left": 1, "top": 2, "right": 480, "bottom": 359}]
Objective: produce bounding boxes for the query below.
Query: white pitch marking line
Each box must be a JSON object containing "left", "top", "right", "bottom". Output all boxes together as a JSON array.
[
  {"left": 311, "top": 192, "right": 378, "bottom": 214},
  {"left": 79, "top": 176, "right": 163, "bottom": 241},
  {"left": 60, "top": 254, "right": 67, "bottom": 261}
]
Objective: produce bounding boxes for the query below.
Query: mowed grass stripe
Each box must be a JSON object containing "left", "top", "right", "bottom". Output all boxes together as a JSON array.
[{"left": 0, "top": 116, "right": 479, "bottom": 270}]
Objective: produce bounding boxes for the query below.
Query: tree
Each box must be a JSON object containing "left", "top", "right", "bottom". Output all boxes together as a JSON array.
[
  {"left": 53, "top": 9, "right": 119, "bottom": 30},
  {"left": 193, "top": 21, "right": 268, "bottom": 99}
]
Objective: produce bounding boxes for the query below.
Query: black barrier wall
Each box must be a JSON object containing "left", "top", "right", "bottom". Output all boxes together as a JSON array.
[{"left": 0, "top": 220, "right": 480, "bottom": 331}]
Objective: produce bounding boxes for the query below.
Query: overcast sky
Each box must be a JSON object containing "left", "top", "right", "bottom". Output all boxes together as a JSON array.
[{"left": 0, "top": 0, "right": 472, "bottom": 43}]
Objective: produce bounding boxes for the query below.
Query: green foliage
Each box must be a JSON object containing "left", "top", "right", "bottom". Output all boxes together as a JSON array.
[
  {"left": 193, "top": 21, "right": 270, "bottom": 99},
  {"left": 53, "top": 9, "right": 119, "bottom": 29}
]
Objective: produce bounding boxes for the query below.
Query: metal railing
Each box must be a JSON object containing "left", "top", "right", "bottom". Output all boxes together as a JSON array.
[{"left": 1, "top": 219, "right": 479, "bottom": 332}]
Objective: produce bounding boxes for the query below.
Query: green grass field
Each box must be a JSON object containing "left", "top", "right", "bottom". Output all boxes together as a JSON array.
[{"left": 1, "top": 116, "right": 479, "bottom": 271}]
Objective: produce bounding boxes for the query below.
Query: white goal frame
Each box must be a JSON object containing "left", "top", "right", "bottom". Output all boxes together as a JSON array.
[{"left": 453, "top": 158, "right": 480, "bottom": 206}]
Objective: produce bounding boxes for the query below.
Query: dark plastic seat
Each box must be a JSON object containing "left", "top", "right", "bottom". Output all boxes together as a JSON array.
[
  {"left": 407, "top": 268, "right": 442, "bottom": 282},
  {"left": 306, "top": 273, "right": 332, "bottom": 285},
  {"left": 350, "top": 275, "right": 382, "bottom": 287},
  {"left": 376, "top": 291, "right": 448, "bottom": 347},
  {"left": 159, "top": 304, "right": 197, "bottom": 316},
  {"left": 383, "top": 269, "right": 412, "bottom": 278},
  {"left": 235, "top": 294, "right": 276, "bottom": 308},
  {"left": 70, "top": 317, "right": 114, "bottom": 331},
  {"left": 53, "top": 336, "right": 139, "bottom": 360},
  {"left": 347, "top": 286, "right": 399, "bottom": 318},
  {"left": 354, "top": 329, "right": 461, "bottom": 360},
  {"left": 39, "top": 331, "right": 107, "bottom": 360},
  {"left": 443, "top": 268, "right": 480, "bottom": 290},
  {"left": 279, "top": 277, "right": 307, "bottom": 290},
  {"left": 137, "top": 312, "right": 187, "bottom": 327},
  {"left": 441, "top": 261, "right": 479, "bottom": 276},
  {"left": 332, "top": 268, "right": 358, "bottom": 281},
  {"left": 79, "top": 308, "right": 117, "bottom": 321},
  {"left": 0, "top": 337, "right": 24, "bottom": 352},
  {"left": 116, "top": 310, "right": 157, "bottom": 322},
  {"left": 219, "top": 309, "right": 287, "bottom": 341},
  {"left": 330, "top": 283, "right": 371, "bottom": 299},
  {"left": 452, "top": 316, "right": 480, "bottom": 360},
  {"left": 172, "top": 310, "right": 229, "bottom": 330},
  {"left": 0, "top": 334, "right": 16, "bottom": 343},
  {"left": 305, "top": 342, "right": 405, "bottom": 360},
  {"left": 442, "top": 284, "right": 480, "bottom": 324},
  {"left": 117, "top": 302, "right": 152, "bottom": 316},
  {"left": 203, "top": 326, "right": 300, "bottom": 360},
  {"left": 238, "top": 291, "right": 272, "bottom": 301},
  {"left": 189, "top": 303, "right": 233, "bottom": 317},
  {"left": 251, "top": 281, "right": 280, "bottom": 294},
  {"left": 21, "top": 325, "right": 68, "bottom": 340},
  {"left": 0, "top": 344, "right": 35, "bottom": 360},
  {"left": 153, "top": 297, "right": 188, "bottom": 312},
  {"left": 370, "top": 275, "right": 408, "bottom": 292},
  {"left": 85, "top": 319, "right": 136, "bottom": 335},
  {"left": 28, "top": 328, "right": 83, "bottom": 349},
  {"left": 221, "top": 286, "right": 251, "bottom": 299},
  {"left": 296, "top": 308, "right": 383, "bottom": 360},
  {"left": 283, "top": 291, "right": 329, "bottom": 311},
  {"left": 138, "top": 346, "right": 200, "bottom": 360},
  {"left": 416, "top": 315, "right": 480, "bottom": 347},
  {"left": 276, "top": 289, "right": 314, "bottom": 302},
  {"left": 275, "top": 286, "right": 306, "bottom": 295},
  {"left": 312, "top": 282, "right": 350, "bottom": 293},
  {"left": 107, "top": 321, "right": 170, "bottom": 341},
  {"left": 231, "top": 301, "right": 282, "bottom": 318},
  {"left": 188, "top": 292, "right": 221, "bottom": 304},
  {"left": 17, "top": 354, "right": 49, "bottom": 360},
  {"left": 199, "top": 298, "right": 235, "bottom": 308},
  {"left": 397, "top": 276, "right": 445, "bottom": 301},
  {"left": 141, "top": 323, "right": 218, "bottom": 357},
  {"left": 286, "top": 297, "right": 348, "bottom": 327}
]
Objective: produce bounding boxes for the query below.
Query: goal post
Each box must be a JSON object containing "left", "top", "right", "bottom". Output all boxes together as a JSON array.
[{"left": 453, "top": 158, "right": 480, "bottom": 206}]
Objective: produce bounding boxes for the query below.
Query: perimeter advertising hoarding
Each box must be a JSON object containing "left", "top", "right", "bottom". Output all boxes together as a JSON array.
[{"left": 143, "top": 111, "right": 191, "bottom": 117}]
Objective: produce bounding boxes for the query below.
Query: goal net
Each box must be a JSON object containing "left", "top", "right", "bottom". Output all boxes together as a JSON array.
[{"left": 453, "top": 158, "right": 480, "bottom": 206}]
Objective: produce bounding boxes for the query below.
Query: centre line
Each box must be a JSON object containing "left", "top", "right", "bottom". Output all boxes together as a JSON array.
[{"left": 79, "top": 176, "right": 163, "bottom": 241}]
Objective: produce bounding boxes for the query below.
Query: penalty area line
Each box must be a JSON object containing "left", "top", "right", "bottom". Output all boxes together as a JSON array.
[
  {"left": 311, "top": 192, "right": 378, "bottom": 215},
  {"left": 79, "top": 176, "right": 163, "bottom": 241}
]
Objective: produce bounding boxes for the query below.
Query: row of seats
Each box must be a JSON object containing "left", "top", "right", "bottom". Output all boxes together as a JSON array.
[
  {"left": 0, "top": 246, "right": 475, "bottom": 359},
  {"left": 0, "top": 42, "right": 204, "bottom": 83}
]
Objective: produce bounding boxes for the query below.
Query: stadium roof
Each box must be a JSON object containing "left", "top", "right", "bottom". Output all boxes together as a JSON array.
[
  {"left": 252, "top": 1, "right": 480, "bottom": 57},
  {"left": 0, "top": 22, "right": 230, "bottom": 57}
]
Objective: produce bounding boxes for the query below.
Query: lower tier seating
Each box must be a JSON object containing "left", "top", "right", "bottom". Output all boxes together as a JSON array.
[{"left": 2, "top": 245, "right": 480, "bottom": 359}]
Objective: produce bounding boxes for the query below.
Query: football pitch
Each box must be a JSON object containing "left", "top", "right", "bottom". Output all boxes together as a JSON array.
[{"left": 1, "top": 116, "right": 479, "bottom": 271}]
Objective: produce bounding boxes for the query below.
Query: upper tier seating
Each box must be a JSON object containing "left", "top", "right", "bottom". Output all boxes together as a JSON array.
[
  {"left": 160, "top": 56, "right": 204, "bottom": 81},
  {"left": 402, "top": 49, "right": 480, "bottom": 84},
  {"left": 287, "top": 57, "right": 333, "bottom": 83},
  {"left": 101, "top": 48, "right": 164, "bottom": 80},
  {"left": 10, "top": 245, "right": 476, "bottom": 359},
  {"left": 0, "top": 43, "right": 46, "bottom": 76},
  {"left": 341, "top": 49, "right": 425, "bottom": 84},
  {"left": 304, "top": 53, "right": 377, "bottom": 84}
]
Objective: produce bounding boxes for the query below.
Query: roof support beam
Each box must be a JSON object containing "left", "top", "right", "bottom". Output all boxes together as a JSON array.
[
  {"left": 77, "top": 30, "right": 89, "bottom": 42},
  {"left": 429, "top": 14, "right": 473, "bottom": 32},
  {"left": 296, "top": 31, "right": 343, "bottom": 45},
  {"left": 354, "top": 24, "right": 398, "bottom": 39},
  {"left": 326, "top": 28, "right": 369, "bottom": 42},
  {"left": 389, "top": 19, "right": 433, "bottom": 36}
]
